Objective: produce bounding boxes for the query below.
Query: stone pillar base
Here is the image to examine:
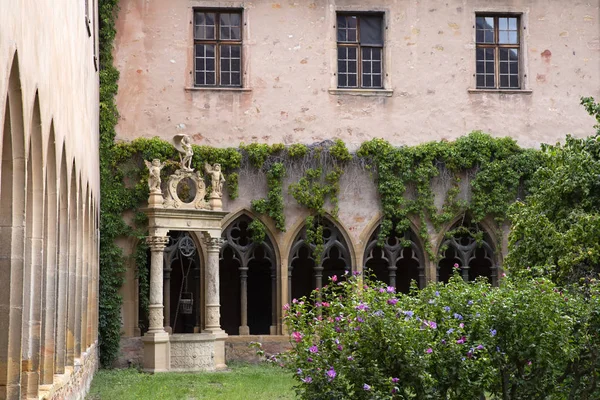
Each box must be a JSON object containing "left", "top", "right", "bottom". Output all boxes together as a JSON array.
[
  {"left": 204, "top": 330, "right": 228, "bottom": 370},
  {"left": 142, "top": 331, "right": 170, "bottom": 373},
  {"left": 239, "top": 326, "right": 250, "bottom": 335},
  {"left": 269, "top": 325, "right": 277, "bottom": 335},
  {"left": 209, "top": 193, "right": 222, "bottom": 211}
]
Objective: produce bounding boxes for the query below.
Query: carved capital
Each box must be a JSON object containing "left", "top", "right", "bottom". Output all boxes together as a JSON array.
[
  {"left": 146, "top": 236, "right": 169, "bottom": 251},
  {"left": 202, "top": 235, "right": 224, "bottom": 252}
]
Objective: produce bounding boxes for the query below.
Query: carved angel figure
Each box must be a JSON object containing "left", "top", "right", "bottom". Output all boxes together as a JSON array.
[
  {"left": 205, "top": 162, "right": 225, "bottom": 196},
  {"left": 173, "top": 134, "right": 194, "bottom": 171},
  {"left": 144, "top": 159, "right": 165, "bottom": 193}
]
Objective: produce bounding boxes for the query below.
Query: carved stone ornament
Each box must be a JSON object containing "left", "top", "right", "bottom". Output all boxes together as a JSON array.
[
  {"left": 163, "top": 169, "right": 211, "bottom": 210},
  {"left": 145, "top": 159, "right": 166, "bottom": 194},
  {"left": 146, "top": 235, "right": 170, "bottom": 250},
  {"left": 173, "top": 134, "right": 194, "bottom": 172},
  {"left": 204, "top": 163, "right": 226, "bottom": 198}
]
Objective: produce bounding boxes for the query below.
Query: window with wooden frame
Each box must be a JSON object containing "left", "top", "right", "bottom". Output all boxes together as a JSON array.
[
  {"left": 193, "top": 9, "right": 242, "bottom": 87},
  {"left": 336, "top": 13, "right": 384, "bottom": 89},
  {"left": 476, "top": 15, "right": 521, "bottom": 89}
]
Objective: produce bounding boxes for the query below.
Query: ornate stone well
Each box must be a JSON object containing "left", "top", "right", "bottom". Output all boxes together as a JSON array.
[{"left": 141, "top": 135, "right": 229, "bottom": 373}]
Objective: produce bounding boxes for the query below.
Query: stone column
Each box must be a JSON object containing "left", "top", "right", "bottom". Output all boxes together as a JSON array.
[
  {"left": 147, "top": 236, "right": 169, "bottom": 333},
  {"left": 238, "top": 265, "right": 249, "bottom": 335},
  {"left": 388, "top": 264, "right": 397, "bottom": 288},
  {"left": 163, "top": 264, "right": 172, "bottom": 334},
  {"left": 142, "top": 235, "right": 170, "bottom": 373},
  {"left": 203, "top": 236, "right": 224, "bottom": 333},
  {"left": 314, "top": 265, "right": 323, "bottom": 291},
  {"left": 202, "top": 235, "right": 227, "bottom": 370},
  {"left": 269, "top": 266, "right": 277, "bottom": 335}
]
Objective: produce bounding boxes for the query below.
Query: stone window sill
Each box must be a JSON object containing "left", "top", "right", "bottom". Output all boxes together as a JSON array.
[
  {"left": 468, "top": 88, "right": 532, "bottom": 95},
  {"left": 328, "top": 88, "right": 394, "bottom": 97},
  {"left": 184, "top": 87, "right": 252, "bottom": 92}
]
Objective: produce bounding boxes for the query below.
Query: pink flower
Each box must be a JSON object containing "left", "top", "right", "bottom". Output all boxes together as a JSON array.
[
  {"left": 292, "top": 331, "right": 303, "bottom": 343},
  {"left": 283, "top": 303, "right": 290, "bottom": 311},
  {"left": 332, "top": 275, "right": 338, "bottom": 282},
  {"left": 387, "top": 298, "right": 398, "bottom": 305},
  {"left": 426, "top": 348, "right": 433, "bottom": 354},
  {"left": 454, "top": 263, "right": 460, "bottom": 269}
]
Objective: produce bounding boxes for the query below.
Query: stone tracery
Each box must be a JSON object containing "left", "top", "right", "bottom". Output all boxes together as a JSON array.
[{"left": 364, "top": 227, "right": 424, "bottom": 293}]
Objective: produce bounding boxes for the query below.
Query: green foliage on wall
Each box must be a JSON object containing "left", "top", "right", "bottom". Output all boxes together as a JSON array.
[
  {"left": 357, "top": 132, "right": 542, "bottom": 256},
  {"left": 98, "top": 0, "right": 125, "bottom": 368},
  {"left": 507, "top": 97, "right": 600, "bottom": 284}
]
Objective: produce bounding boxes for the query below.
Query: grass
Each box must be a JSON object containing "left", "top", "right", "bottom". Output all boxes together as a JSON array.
[{"left": 86, "top": 362, "right": 297, "bottom": 400}]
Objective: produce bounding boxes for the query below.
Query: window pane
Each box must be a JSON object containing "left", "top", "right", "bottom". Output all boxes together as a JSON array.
[
  {"left": 500, "top": 61, "right": 508, "bottom": 74},
  {"left": 221, "top": 13, "right": 241, "bottom": 41},
  {"left": 508, "top": 31, "right": 518, "bottom": 44},
  {"left": 485, "top": 17, "right": 494, "bottom": 29},
  {"left": 484, "top": 30, "right": 494, "bottom": 43},
  {"left": 221, "top": 72, "right": 231, "bottom": 85},
  {"left": 194, "top": 12, "right": 216, "bottom": 40},
  {"left": 348, "top": 74, "right": 357, "bottom": 87},
  {"left": 360, "top": 15, "right": 383, "bottom": 46},
  {"left": 509, "top": 17, "right": 517, "bottom": 30},
  {"left": 337, "top": 15, "right": 346, "bottom": 28},
  {"left": 486, "top": 75, "right": 495, "bottom": 87},
  {"left": 499, "top": 17, "right": 508, "bottom": 30},
  {"left": 499, "top": 31, "right": 509, "bottom": 43},
  {"left": 338, "top": 60, "right": 347, "bottom": 73},
  {"left": 348, "top": 59, "right": 357, "bottom": 73},
  {"left": 372, "top": 75, "right": 381, "bottom": 88},
  {"left": 509, "top": 49, "right": 518, "bottom": 61},
  {"left": 338, "top": 74, "right": 348, "bottom": 87},
  {"left": 500, "top": 75, "right": 509, "bottom": 87},
  {"left": 477, "top": 61, "right": 484, "bottom": 74},
  {"left": 510, "top": 75, "right": 519, "bottom": 88},
  {"left": 206, "top": 72, "right": 215, "bottom": 85},
  {"left": 232, "top": 73, "right": 241, "bottom": 86},
  {"left": 476, "top": 17, "right": 484, "bottom": 30},
  {"left": 476, "top": 75, "right": 485, "bottom": 87}
]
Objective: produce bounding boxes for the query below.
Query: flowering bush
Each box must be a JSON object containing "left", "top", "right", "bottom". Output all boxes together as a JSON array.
[{"left": 274, "top": 272, "right": 600, "bottom": 399}]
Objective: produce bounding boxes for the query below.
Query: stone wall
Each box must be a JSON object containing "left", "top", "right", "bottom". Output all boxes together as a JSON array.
[
  {"left": 114, "top": 0, "right": 600, "bottom": 149},
  {"left": 45, "top": 344, "right": 98, "bottom": 400},
  {"left": 0, "top": 0, "right": 100, "bottom": 398}
]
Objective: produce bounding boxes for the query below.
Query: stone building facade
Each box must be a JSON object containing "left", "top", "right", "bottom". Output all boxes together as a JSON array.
[
  {"left": 0, "top": 1, "right": 100, "bottom": 398},
  {"left": 112, "top": 0, "right": 600, "bottom": 362}
]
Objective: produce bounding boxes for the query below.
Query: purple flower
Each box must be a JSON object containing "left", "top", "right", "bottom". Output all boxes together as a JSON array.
[
  {"left": 379, "top": 288, "right": 385, "bottom": 293},
  {"left": 363, "top": 384, "right": 371, "bottom": 391},
  {"left": 387, "top": 298, "right": 398, "bottom": 306},
  {"left": 307, "top": 357, "right": 313, "bottom": 362},
  {"left": 490, "top": 329, "right": 497, "bottom": 337},
  {"left": 453, "top": 313, "right": 463, "bottom": 320},
  {"left": 456, "top": 336, "right": 466, "bottom": 344},
  {"left": 353, "top": 271, "right": 361, "bottom": 276},
  {"left": 283, "top": 303, "right": 290, "bottom": 311},
  {"left": 447, "top": 328, "right": 454, "bottom": 335},
  {"left": 357, "top": 316, "right": 365, "bottom": 323},
  {"left": 297, "top": 368, "right": 303, "bottom": 375},
  {"left": 347, "top": 355, "right": 354, "bottom": 361},
  {"left": 309, "top": 345, "right": 318, "bottom": 353},
  {"left": 467, "top": 300, "right": 473, "bottom": 305},
  {"left": 391, "top": 377, "right": 399, "bottom": 383},
  {"left": 337, "top": 345, "right": 343, "bottom": 351},
  {"left": 459, "top": 322, "right": 464, "bottom": 329},
  {"left": 326, "top": 367, "right": 336, "bottom": 381},
  {"left": 374, "top": 310, "right": 384, "bottom": 317},
  {"left": 387, "top": 286, "right": 395, "bottom": 293},
  {"left": 302, "top": 376, "right": 312, "bottom": 383},
  {"left": 355, "top": 302, "right": 369, "bottom": 311},
  {"left": 435, "top": 291, "right": 440, "bottom": 296},
  {"left": 441, "top": 339, "right": 447, "bottom": 345},
  {"left": 429, "top": 321, "right": 437, "bottom": 329},
  {"left": 404, "top": 310, "right": 414, "bottom": 318},
  {"left": 443, "top": 306, "right": 451, "bottom": 312},
  {"left": 476, "top": 344, "right": 484, "bottom": 350},
  {"left": 426, "top": 348, "right": 433, "bottom": 354}
]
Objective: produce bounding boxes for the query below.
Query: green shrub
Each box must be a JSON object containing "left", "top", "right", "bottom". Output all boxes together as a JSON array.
[{"left": 272, "top": 273, "right": 600, "bottom": 399}]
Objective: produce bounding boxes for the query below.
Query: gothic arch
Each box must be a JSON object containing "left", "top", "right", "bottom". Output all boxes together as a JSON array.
[
  {"left": 288, "top": 216, "right": 352, "bottom": 302},
  {"left": 22, "top": 92, "right": 44, "bottom": 397},
  {"left": 0, "top": 52, "right": 27, "bottom": 398},
  {"left": 55, "top": 142, "right": 69, "bottom": 373},
  {"left": 437, "top": 216, "right": 497, "bottom": 285},
  {"left": 363, "top": 221, "right": 425, "bottom": 294},
  {"left": 220, "top": 212, "right": 277, "bottom": 335},
  {"left": 40, "top": 122, "right": 57, "bottom": 384}
]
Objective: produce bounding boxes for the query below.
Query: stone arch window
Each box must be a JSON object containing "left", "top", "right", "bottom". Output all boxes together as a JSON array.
[
  {"left": 220, "top": 215, "right": 276, "bottom": 335},
  {"left": 162, "top": 231, "right": 202, "bottom": 334},
  {"left": 289, "top": 219, "right": 351, "bottom": 301},
  {"left": 438, "top": 221, "right": 497, "bottom": 285},
  {"left": 364, "top": 227, "right": 424, "bottom": 293}
]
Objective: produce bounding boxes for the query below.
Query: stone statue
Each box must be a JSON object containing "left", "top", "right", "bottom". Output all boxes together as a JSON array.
[
  {"left": 144, "top": 159, "right": 165, "bottom": 193},
  {"left": 204, "top": 162, "right": 225, "bottom": 197},
  {"left": 173, "top": 134, "right": 193, "bottom": 171}
]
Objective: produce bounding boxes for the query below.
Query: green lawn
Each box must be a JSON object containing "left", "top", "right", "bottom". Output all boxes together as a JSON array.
[{"left": 87, "top": 363, "right": 297, "bottom": 400}]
